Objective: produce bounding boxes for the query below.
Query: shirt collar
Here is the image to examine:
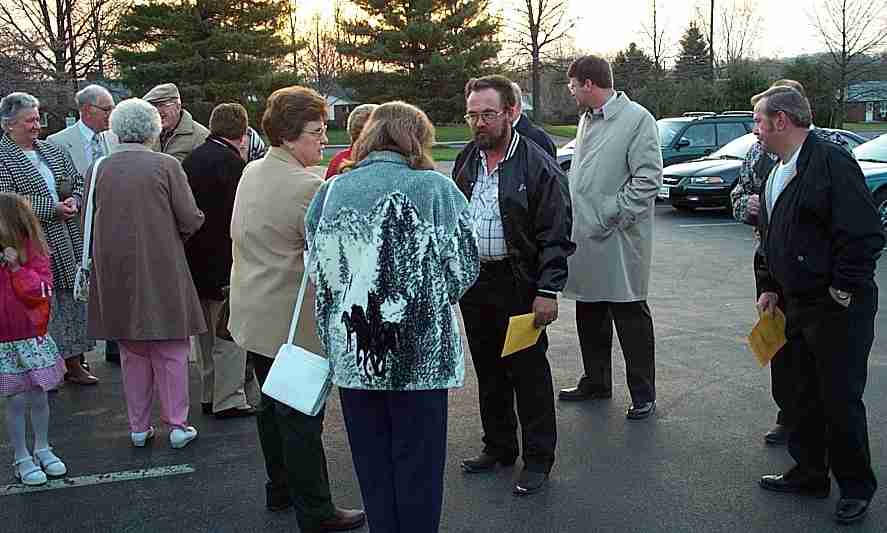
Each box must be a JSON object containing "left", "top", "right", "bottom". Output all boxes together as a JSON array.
[{"left": 77, "top": 120, "right": 98, "bottom": 143}]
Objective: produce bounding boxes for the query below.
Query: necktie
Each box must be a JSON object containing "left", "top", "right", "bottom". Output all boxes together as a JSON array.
[{"left": 91, "top": 134, "right": 104, "bottom": 161}]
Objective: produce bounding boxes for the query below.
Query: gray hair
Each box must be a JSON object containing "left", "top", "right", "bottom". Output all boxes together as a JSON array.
[
  {"left": 0, "top": 92, "right": 40, "bottom": 130},
  {"left": 110, "top": 98, "right": 162, "bottom": 143},
  {"left": 346, "top": 103, "right": 379, "bottom": 142},
  {"left": 751, "top": 86, "right": 812, "bottom": 128},
  {"left": 511, "top": 82, "right": 523, "bottom": 111},
  {"left": 75, "top": 84, "right": 112, "bottom": 108}
]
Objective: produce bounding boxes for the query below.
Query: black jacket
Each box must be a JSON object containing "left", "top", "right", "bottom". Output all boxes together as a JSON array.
[
  {"left": 515, "top": 114, "right": 557, "bottom": 159},
  {"left": 453, "top": 131, "right": 575, "bottom": 297},
  {"left": 181, "top": 136, "right": 245, "bottom": 300},
  {"left": 756, "top": 132, "right": 883, "bottom": 330}
]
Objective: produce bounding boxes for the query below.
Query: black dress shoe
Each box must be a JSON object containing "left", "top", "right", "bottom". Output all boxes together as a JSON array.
[
  {"left": 461, "top": 453, "right": 516, "bottom": 473},
  {"left": 558, "top": 386, "right": 612, "bottom": 401},
  {"left": 759, "top": 466, "right": 830, "bottom": 498},
  {"left": 764, "top": 424, "right": 791, "bottom": 445},
  {"left": 835, "top": 498, "right": 869, "bottom": 524},
  {"left": 627, "top": 401, "right": 656, "bottom": 420},
  {"left": 215, "top": 406, "right": 257, "bottom": 419},
  {"left": 265, "top": 482, "right": 292, "bottom": 512},
  {"left": 201, "top": 402, "right": 213, "bottom": 415},
  {"left": 318, "top": 507, "right": 366, "bottom": 531},
  {"left": 513, "top": 469, "right": 549, "bottom": 495}
]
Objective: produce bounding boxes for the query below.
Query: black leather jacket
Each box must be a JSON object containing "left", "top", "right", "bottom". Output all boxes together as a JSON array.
[{"left": 453, "top": 132, "right": 575, "bottom": 298}]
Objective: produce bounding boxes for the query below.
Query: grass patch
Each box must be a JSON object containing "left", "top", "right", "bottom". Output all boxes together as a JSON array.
[
  {"left": 325, "top": 124, "right": 473, "bottom": 146},
  {"left": 544, "top": 125, "right": 577, "bottom": 139},
  {"left": 319, "top": 146, "right": 462, "bottom": 167},
  {"left": 845, "top": 122, "right": 887, "bottom": 132}
]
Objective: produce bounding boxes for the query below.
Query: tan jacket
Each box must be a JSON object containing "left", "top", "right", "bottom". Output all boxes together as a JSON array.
[
  {"left": 157, "top": 109, "right": 209, "bottom": 162},
  {"left": 228, "top": 147, "right": 323, "bottom": 358},
  {"left": 563, "top": 92, "right": 663, "bottom": 302}
]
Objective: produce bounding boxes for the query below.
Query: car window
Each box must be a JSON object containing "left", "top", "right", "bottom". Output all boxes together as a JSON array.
[
  {"left": 716, "top": 122, "right": 748, "bottom": 145},
  {"left": 679, "top": 124, "right": 716, "bottom": 147},
  {"left": 658, "top": 120, "right": 685, "bottom": 147},
  {"left": 854, "top": 134, "right": 887, "bottom": 162},
  {"left": 840, "top": 134, "right": 863, "bottom": 150},
  {"left": 711, "top": 133, "right": 758, "bottom": 159}
]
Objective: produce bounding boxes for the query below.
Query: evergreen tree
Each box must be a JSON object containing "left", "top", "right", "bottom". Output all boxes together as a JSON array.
[
  {"left": 612, "top": 43, "right": 655, "bottom": 98},
  {"left": 337, "top": 0, "right": 500, "bottom": 123},
  {"left": 114, "top": 0, "right": 290, "bottom": 118},
  {"left": 783, "top": 58, "right": 836, "bottom": 126},
  {"left": 375, "top": 201, "right": 401, "bottom": 300},
  {"left": 338, "top": 238, "right": 351, "bottom": 288},
  {"left": 674, "top": 22, "right": 712, "bottom": 81}
]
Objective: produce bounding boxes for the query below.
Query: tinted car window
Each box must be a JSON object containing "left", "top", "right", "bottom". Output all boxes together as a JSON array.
[
  {"left": 658, "top": 120, "right": 685, "bottom": 146},
  {"left": 716, "top": 122, "right": 748, "bottom": 145},
  {"left": 680, "top": 124, "right": 716, "bottom": 147},
  {"left": 854, "top": 134, "right": 887, "bottom": 162}
]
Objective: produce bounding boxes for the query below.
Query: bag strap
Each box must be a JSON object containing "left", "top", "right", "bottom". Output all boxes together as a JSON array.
[
  {"left": 79, "top": 156, "right": 106, "bottom": 269},
  {"left": 285, "top": 177, "right": 337, "bottom": 345}
]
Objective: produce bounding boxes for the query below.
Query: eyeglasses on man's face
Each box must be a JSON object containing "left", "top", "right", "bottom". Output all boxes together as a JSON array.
[
  {"left": 464, "top": 110, "right": 506, "bottom": 125},
  {"left": 90, "top": 103, "right": 114, "bottom": 114}
]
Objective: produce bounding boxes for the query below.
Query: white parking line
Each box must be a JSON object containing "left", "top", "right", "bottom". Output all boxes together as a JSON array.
[
  {"left": 678, "top": 222, "right": 742, "bottom": 228},
  {"left": 1, "top": 464, "right": 195, "bottom": 496}
]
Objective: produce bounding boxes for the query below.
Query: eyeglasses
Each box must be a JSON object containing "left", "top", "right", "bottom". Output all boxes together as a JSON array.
[
  {"left": 303, "top": 125, "right": 327, "bottom": 138},
  {"left": 464, "top": 110, "right": 506, "bottom": 125},
  {"left": 152, "top": 101, "right": 179, "bottom": 110},
  {"left": 89, "top": 103, "right": 114, "bottom": 113}
]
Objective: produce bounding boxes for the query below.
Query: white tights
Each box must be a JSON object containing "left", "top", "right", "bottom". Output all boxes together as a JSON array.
[{"left": 5, "top": 389, "right": 50, "bottom": 462}]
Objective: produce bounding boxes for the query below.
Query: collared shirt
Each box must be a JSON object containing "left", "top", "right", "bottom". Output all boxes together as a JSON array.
[
  {"left": 766, "top": 144, "right": 802, "bottom": 214},
  {"left": 469, "top": 131, "right": 521, "bottom": 260},
  {"left": 76, "top": 120, "right": 103, "bottom": 163},
  {"left": 584, "top": 91, "right": 619, "bottom": 121}
]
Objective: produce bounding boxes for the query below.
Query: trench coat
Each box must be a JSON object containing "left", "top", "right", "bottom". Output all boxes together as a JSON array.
[
  {"left": 228, "top": 147, "right": 323, "bottom": 358},
  {"left": 562, "top": 92, "right": 663, "bottom": 302},
  {"left": 84, "top": 143, "right": 207, "bottom": 340}
]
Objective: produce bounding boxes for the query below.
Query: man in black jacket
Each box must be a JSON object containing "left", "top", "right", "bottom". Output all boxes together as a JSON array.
[
  {"left": 753, "top": 86, "right": 883, "bottom": 525},
  {"left": 510, "top": 82, "right": 557, "bottom": 158},
  {"left": 454, "top": 75, "right": 575, "bottom": 496},
  {"left": 182, "top": 103, "right": 256, "bottom": 419}
]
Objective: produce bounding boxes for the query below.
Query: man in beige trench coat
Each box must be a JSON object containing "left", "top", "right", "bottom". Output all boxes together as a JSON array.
[{"left": 557, "top": 55, "right": 663, "bottom": 420}]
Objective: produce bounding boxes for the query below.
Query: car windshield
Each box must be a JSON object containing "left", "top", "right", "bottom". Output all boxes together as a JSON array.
[
  {"left": 657, "top": 120, "right": 685, "bottom": 147},
  {"left": 854, "top": 134, "right": 887, "bottom": 163},
  {"left": 703, "top": 133, "right": 758, "bottom": 160}
]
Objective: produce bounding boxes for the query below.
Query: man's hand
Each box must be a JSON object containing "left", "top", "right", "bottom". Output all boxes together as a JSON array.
[
  {"left": 533, "top": 296, "right": 558, "bottom": 328},
  {"left": 756, "top": 291, "right": 779, "bottom": 315},
  {"left": 747, "top": 194, "right": 760, "bottom": 219},
  {"left": 55, "top": 200, "right": 78, "bottom": 220}
]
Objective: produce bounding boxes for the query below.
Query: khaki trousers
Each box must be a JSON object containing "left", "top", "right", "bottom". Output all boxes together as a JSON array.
[{"left": 191, "top": 299, "right": 255, "bottom": 412}]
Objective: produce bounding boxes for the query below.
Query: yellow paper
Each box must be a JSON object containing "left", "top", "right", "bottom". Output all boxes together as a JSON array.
[
  {"left": 748, "top": 308, "right": 787, "bottom": 367},
  {"left": 501, "top": 313, "right": 543, "bottom": 357}
]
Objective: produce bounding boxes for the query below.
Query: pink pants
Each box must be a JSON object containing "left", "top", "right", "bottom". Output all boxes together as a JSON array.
[{"left": 119, "top": 339, "right": 190, "bottom": 433}]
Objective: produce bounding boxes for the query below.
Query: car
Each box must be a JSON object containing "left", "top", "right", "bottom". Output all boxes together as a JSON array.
[
  {"left": 555, "top": 111, "right": 756, "bottom": 172},
  {"left": 660, "top": 129, "right": 866, "bottom": 211},
  {"left": 854, "top": 133, "right": 887, "bottom": 234}
]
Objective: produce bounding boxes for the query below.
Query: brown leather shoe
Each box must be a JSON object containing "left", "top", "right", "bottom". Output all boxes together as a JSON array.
[
  {"left": 318, "top": 507, "right": 366, "bottom": 531},
  {"left": 64, "top": 371, "right": 99, "bottom": 385}
]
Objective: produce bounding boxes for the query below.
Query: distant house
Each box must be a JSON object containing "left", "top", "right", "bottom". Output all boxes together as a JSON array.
[
  {"left": 846, "top": 81, "right": 887, "bottom": 122},
  {"left": 320, "top": 84, "right": 360, "bottom": 129}
]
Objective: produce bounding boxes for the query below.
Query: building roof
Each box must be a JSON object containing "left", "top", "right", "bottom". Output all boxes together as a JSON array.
[{"left": 847, "top": 81, "right": 887, "bottom": 103}]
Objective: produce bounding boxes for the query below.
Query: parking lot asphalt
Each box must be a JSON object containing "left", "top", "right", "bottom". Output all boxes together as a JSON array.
[{"left": 3, "top": 204, "right": 887, "bottom": 533}]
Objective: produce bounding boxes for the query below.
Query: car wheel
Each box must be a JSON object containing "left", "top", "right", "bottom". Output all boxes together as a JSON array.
[{"left": 874, "top": 188, "right": 887, "bottom": 242}]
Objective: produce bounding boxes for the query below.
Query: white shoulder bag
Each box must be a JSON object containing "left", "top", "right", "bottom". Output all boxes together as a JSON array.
[
  {"left": 261, "top": 179, "right": 337, "bottom": 416},
  {"left": 73, "top": 156, "right": 106, "bottom": 302}
]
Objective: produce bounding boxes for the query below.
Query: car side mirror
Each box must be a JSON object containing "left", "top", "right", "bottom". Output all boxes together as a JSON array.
[{"left": 676, "top": 138, "right": 691, "bottom": 149}]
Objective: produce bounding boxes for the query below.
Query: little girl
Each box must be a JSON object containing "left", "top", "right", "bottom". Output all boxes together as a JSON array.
[{"left": 0, "top": 192, "right": 66, "bottom": 486}]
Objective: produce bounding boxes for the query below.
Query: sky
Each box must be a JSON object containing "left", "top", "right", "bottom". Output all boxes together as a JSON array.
[{"left": 296, "top": 0, "right": 829, "bottom": 59}]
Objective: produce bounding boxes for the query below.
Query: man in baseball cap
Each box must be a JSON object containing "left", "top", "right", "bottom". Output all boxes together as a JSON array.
[{"left": 143, "top": 83, "right": 209, "bottom": 162}]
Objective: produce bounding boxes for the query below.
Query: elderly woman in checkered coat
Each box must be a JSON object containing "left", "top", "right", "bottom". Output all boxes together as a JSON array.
[{"left": 0, "top": 92, "right": 97, "bottom": 385}]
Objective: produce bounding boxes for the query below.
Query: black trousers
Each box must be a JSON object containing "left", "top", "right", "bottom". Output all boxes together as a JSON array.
[
  {"left": 754, "top": 249, "right": 799, "bottom": 427},
  {"left": 459, "top": 260, "right": 557, "bottom": 473},
  {"left": 251, "top": 353, "right": 336, "bottom": 531},
  {"left": 340, "top": 388, "right": 448, "bottom": 533},
  {"left": 787, "top": 283, "right": 879, "bottom": 500},
  {"left": 574, "top": 301, "right": 655, "bottom": 404}
]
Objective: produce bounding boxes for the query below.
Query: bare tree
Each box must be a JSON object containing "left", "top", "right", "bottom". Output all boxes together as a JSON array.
[
  {"left": 695, "top": 0, "right": 761, "bottom": 74},
  {"left": 813, "top": 0, "right": 887, "bottom": 126},
  {"left": 505, "top": 0, "right": 578, "bottom": 121},
  {"left": 285, "top": 0, "right": 303, "bottom": 73},
  {"left": 301, "top": 12, "right": 339, "bottom": 95},
  {"left": 640, "top": 0, "right": 669, "bottom": 74}
]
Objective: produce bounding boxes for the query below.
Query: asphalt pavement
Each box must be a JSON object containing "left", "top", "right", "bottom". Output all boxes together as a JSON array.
[{"left": 3, "top": 205, "right": 887, "bottom": 532}]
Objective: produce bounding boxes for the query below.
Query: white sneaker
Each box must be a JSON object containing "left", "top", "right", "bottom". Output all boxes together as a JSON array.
[
  {"left": 169, "top": 426, "right": 197, "bottom": 449},
  {"left": 33, "top": 447, "right": 66, "bottom": 477},
  {"left": 131, "top": 426, "right": 156, "bottom": 447}
]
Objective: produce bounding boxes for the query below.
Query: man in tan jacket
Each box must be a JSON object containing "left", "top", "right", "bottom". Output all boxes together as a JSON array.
[
  {"left": 143, "top": 83, "right": 209, "bottom": 162},
  {"left": 557, "top": 55, "right": 663, "bottom": 420}
]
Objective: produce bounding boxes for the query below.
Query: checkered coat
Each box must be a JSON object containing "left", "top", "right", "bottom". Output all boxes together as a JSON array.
[{"left": 0, "top": 133, "right": 84, "bottom": 288}]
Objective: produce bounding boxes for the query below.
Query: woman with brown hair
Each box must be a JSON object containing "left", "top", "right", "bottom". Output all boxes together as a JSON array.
[
  {"left": 305, "top": 101, "right": 479, "bottom": 533},
  {"left": 228, "top": 86, "right": 365, "bottom": 533}
]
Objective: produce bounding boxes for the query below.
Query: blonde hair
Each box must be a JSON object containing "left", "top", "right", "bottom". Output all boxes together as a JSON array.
[
  {"left": 0, "top": 192, "right": 48, "bottom": 263},
  {"left": 346, "top": 104, "right": 379, "bottom": 143},
  {"left": 346, "top": 101, "right": 435, "bottom": 171}
]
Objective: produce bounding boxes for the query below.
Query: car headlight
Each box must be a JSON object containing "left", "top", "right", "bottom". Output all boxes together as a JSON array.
[{"left": 689, "top": 176, "right": 725, "bottom": 184}]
